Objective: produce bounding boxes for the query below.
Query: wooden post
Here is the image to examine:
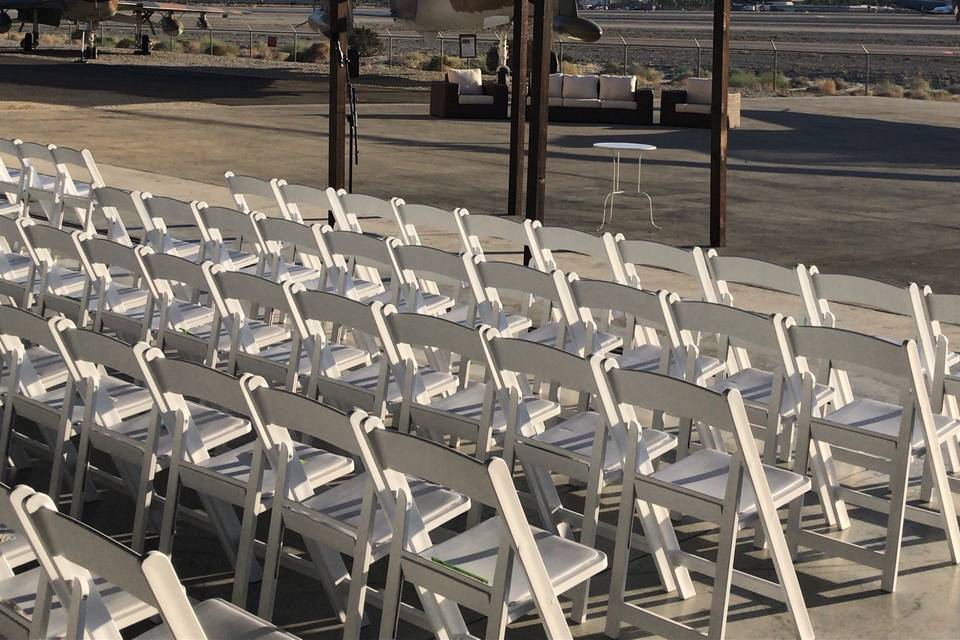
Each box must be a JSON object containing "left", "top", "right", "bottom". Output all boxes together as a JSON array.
[
  {"left": 710, "top": 0, "right": 731, "bottom": 247},
  {"left": 507, "top": 0, "right": 530, "bottom": 217},
  {"left": 328, "top": 0, "right": 348, "bottom": 192},
  {"left": 524, "top": 0, "right": 553, "bottom": 263}
]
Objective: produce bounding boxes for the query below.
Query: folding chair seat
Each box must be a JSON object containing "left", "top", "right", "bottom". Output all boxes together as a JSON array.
[
  {"left": 11, "top": 487, "right": 298, "bottom": 640},
  {"left": 192, "top": 203, "right": 264, "bottom": 272},
  {"left": 139, "top": 194, "right": 203, "bottom": 261},
  {"left": 252, "top": 213, "right": 331, "bottom": 288},
  {"left": 466, "top": 255, "right": 620, "bottom": 355},
  {"left": 17, "top": 219, "right": 91, "bottom": 322},
  {"left": 274, "top": 180, "right": 331, "bottom": 223},
  {"left": 785, "top": 325, "right": 960, "bottom": 592},
  {"left": 243, "top": 380, "right": 469, "bottom": 635},
  {"left": 327, "top": 188, "right": 399, "bottom": 236},
  {"left": 0, "top": 139, "right": 25, "bottom": 210},
  {"left": 0, "top": 484, "right": 157, "bottom": 640},
  {"left": 87, "top": 186, "right": 142, "bottom": 245},
  {"left": 49, "top": 322, "right": 247, "bottom": 549},
  {"left": 15, "top": 142, "right": 60, "bottom": 225},
  {"left": 479, "top": 328, "right": 673, "bottom": 622},
  {"left": 599, "top": 364, "right": 814, "bottom": 640},
  {"left": 133, "top": 350, "right": 349, "bottom": 604},
  {"left": 202, "top": 262, "right": 314, "bottom": 384},
  {"left": 525, "top": 221, "right": 615, "bottom": 278},
  {"left": 454, "top": 212, "right": 531, "bottom": 260},
  {"left": 74, "top": 234, "right": 152, "bottom": 342},
  {"left": 604, "top": 235, "right": 716, "bottom": 300},
  {"left": 51, "top": 145, "right": 105, "bottom": 229},
  {"left": 315, "top": 226, "right": 398, "bottom": 303},
  {"left": 392, "top": 200, "right": 465, "bottom": 247},
  {"left": 363, "top": 426, "right": 606, "bottom": 640},
  {"left": 0, "top": 216, "right": 35, "bottom": 307},
  {"left": 224, "top": 171, "right": 290, "bottom": 219}
]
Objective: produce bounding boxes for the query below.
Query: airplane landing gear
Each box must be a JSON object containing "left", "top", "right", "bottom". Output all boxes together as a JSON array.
[
  {"left": 20, "top": 33, "right": 33, "bottom": 51},
  {"left": 139, "top": 34, "right": 150, "bottom": 55}
]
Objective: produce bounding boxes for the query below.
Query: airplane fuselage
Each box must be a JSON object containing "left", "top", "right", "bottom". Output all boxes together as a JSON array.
[
  {"left": 59, "top": 0, "right": 120, "bottom": 22},
  {"left": 390, "top": 0, "right": 513, "bottom": 32}
]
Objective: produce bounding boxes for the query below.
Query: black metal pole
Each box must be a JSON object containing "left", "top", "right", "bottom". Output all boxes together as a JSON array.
[
  {"left": 710, "top": 0, "right": 731, "bottom": 247},
  {"left": 507, "top": 0, "right": 530, "bottom": 218},
  {"left": 524, "top": 0, "right": 553, "bottom": 264}
]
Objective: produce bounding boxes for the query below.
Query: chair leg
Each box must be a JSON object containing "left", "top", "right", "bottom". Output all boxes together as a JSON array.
[
  {"left": 880, "top": 451, "right": 912, "bottom": 593},
  {"left": 303, "top": 539, "right": 349, "bottom": 624},
  {"left": 757, "top": 495, "right": 815, "bottom": 640},
  {"left": 808, "top": 438, "right": 849, "bottom": 530},
  {"left": 69, "top": 423, "right": 92, "bottom": 518},
  {"left": 256, "top": 504, "right": 286, "bottom": 621},
  {"left": 706, "top": 515, "right": 739, "bottom": 640}
]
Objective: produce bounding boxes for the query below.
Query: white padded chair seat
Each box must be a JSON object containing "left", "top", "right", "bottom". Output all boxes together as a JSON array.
[
  {"left": 33, "top": 376, "right": 154, "bottom": 419},
  {"left": 133, "top": 597, "right": 297, "bottom": 640},
  {"left": 617, "top": 344, "right": 724, "bottom": 381},
  {"left": 425, "top": 516, "right": 606, "bottom": 610},
  {"left": 524, "top": 322, "right": 621, "bottom": 355},
  {"left": 824, "top": 397, "right": 960, "bottom": 453},
  {"left": 548, "top": 97, "right": 562, "bottom": 107},
  {"left": 23, "top": 346, "right": 69, "bottom": 388},
  {"left": 371, "top": 289, "right": 454, "bottom": 317},
  {"left": 163, "top": 239, "right": 202, "bottom": 261},
  {"left": 650, "top": 448, "right": 811, "bottom": 520},
  {"left": 255, "top": 341, "right": 370, "bottom": 377},
  {"left": 303, "top": 474, "right": 471, "bottom": 549},
  {"left": 340, "top": 364, "right": 457, "bottom": 405},
  {"left": 532, "top": 411, "right": 675, "bottom": 475},
  {"left": 458, "top": 95, "right": 494, "bottom": 106},
  {"left": 192, "top": 441, "right": 352, "bottom": 511},
  {"left": 562, "top": 98, "right": 601, "bottom": 109},
  {"left": 0, "top": 254, "right": 33, "bottom": 282},
  {"left": 675, "top": 103, "right": 711, "bottom": 115},
  {"left": 442, "top": 304, "right": 531, "bottom": 336},
  {"left": 602, "top": 100, "right": 638, "bottom": 110},
  {"left": 710, "top": 368, "right": 833, "bottom": 418},
  {"left": 428, "top": 382, "right": 559, "bottom": 435},
  {"left": 0, "top": 568, "right": 156, "bottom": 637}
]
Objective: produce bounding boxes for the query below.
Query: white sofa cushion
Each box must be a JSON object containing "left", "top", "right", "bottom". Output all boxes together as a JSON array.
[
  {"left": 446, "top": 68, "right": 483, "bottom": 95},
  {"left": 549, "top": 97, "right": 562, "bottom": 107},
  {"left": 685, "top": 78, "right": 712, "bottom": 104},
  {"left": 601, "top": 100, "right": 637, "bottom": 110},
  {"left": 675, "top": 103, "right": 711, "bottom": 114},
  {"left": 562, "top": 75, "right": 599, "bottom": 100},
  {"left": 599, "top": 75, "right": 636, "bottom": 101},
  {"left": 458, "top": 94, "right": 494, "bottom": 105},
  {"left": 549, "top": 74, "right": 564, "bottom": 98},
  {"left": 562, "top": 98, "right": 601, "bottom": 108}
]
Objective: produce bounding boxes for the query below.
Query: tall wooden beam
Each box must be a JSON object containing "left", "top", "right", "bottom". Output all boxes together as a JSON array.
[
  {"left": 525, "top": 0, "right": 553, "bottom": 251},
  {"left": 328, "top": 0, "right": 349, "bottom": 192},
  {"left": 507, "top": 0, "right": 530, "bottom": 217},
  {"left": 710, "top": 0, "right": 731, "bottom": 247}
]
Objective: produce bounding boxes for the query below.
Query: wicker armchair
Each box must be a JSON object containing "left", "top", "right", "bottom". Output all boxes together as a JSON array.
[{"left": 430, "top": 77, "right": 508, "bottom": 120}]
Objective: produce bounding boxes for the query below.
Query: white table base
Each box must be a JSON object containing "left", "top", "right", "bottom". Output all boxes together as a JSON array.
[{"left": 598, "top": 150, "right": 658, "bottom": 231}]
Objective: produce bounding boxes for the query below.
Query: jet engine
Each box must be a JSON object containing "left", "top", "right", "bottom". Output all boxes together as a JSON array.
[
  {"left": 0, "top": 11, "right": 12, "bottom": 35},
  {"left": 159, "top": 15, "right": 183, "bottom": 37}
]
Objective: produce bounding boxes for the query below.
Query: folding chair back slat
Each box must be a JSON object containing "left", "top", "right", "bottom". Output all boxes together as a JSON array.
[
  {"left": 276, "top": 181, "right": 330, "bottom": 223},
  {"left": 475, "top": 259, "right": 559, "bottom": 302},
  {"left": 383, "top": 310, "right": 486, "bottom": 362},
  {"left": 709, "top": 256, "right": 803, "bottom": 298},
  {"left": 672, "top": 300, "right": 779, "bottom": 352},
  {"left": 788, "top": 325, "right": 906, "bottom": 376},
  {"left": 488, "top": 335, "right": 598, "bottom": 395},
  {"left": 246, "top": 383, "right": 361, "bottom": 456},
  {"left": 607, "top": 237, "right": 711, "bottom": 294},
  {"left": 148, "top": 355, "right": 251, "bottom": 417},
  {"left": 137, "top": 248, "right": 209, "bottom": 293},
  {"left": 394, "top": 202, "right": 461, "bottom": 246},
  {"left": 53, "top": 322, "right": 141, "bottom": 380},
  {"left": 141, "top": 195, "right": 200, "bottom": 230},
  {"left": 82, "top": 236, "right": 141, "bottom": 276},
  {"left": 88, "top": 186, "right": 142, "bottom": 244},
  {"left": 207, "top": 265, "right": 290, "bottom": 314},
  {"left": 0, "top": 305, "right": 57, "bottom": 351},
  {"left": 286, "top": 286, "right": 379, "bottom": 338},
  {"left": 526, "top": 222, "right": 609, "bottom": 274},
  {"left": 323, "top": 228, "right": 395, "bottom": 269},
  {"left": 807, "top": 272, "right": 913, "bottom": 318},
  {"left": 568, "top": 277, "right": 670, "bottom": 330},
  {"left": 224, "top": 172, "right": 286, "bottom": 218},
  {"left": 392, "top": 244, "right": 468, "bottom": 287}
]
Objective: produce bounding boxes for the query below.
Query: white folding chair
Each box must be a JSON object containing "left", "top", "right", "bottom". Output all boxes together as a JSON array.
[
  {"left": 139, "top": 194, "right": 203, "bottom": 261},
  {"left": 16, "top": 142, "right": 61, "bottom": 225},
  {"left": 327, "top": 188, "right": 399, "bottom": 236},
  {"left": 49, "top": 320, "right": 247, "bottom": 552},
  {"left": 454, "top": 212, "right": 531, "bottom": 260},
  {"left": 703, "top": 253, "right": 810, "bottom": 318},
  {"left": 365, "top": 426, "right": 607, "bottom": 640},
  {"left": 600, "top": 364, "right": 813, "bottom": 640},
  {"left": 784, "top": 324, "right": 960, "bottom": 593},
  {"left": 275, "top": 180, "right": 332, "bottom": 223},
  {"left": 16, "top": 219, "right": 91, "bottom": 323},
  {"left": 0, "top": 482, "right": 51, "bottom": 640},
  {"left": 390, "top": 243, "right": 474, "bottom": 321},
  {"left": 245, "top": 379, "right": 470, "bottom": 637},
  {"left": 192, "top": 203, "right": 264, "bottom": 272},
  {"left": 315, "top": 226, "right": 397, "bottom": 303},
  {"left": 604, "top": 235, "right": 716, "bottom": 301},
  {"left": 0, "top": 215, "right": 35, "bottom": 308},
  {"left": 525, "top": 221, "right": 615, "bottom": 278},
  {"left": 224, "top": 171, "right": 289, "bottom": 219},
  {"left": 50, "top": 145, "right": 105, "bottom": 229},
  {"left": 392, "top": 200, "right": 465, "bottom": 247},
  {"left": 74, "top": 234, "right": 150, "bottom": 342},
  {"left": 87, "top": 186, "right": 143, "bottom": 245},
  {"left": 480, "top": 330, "right": 675, "bottom": 623},
  {"left": 252, "top": 213, "right": 328, "bottom": 287},
  {"left": 0, "top": 138, "right": 26, "bottom": 211},
  {"left": 13, "top": 487, "right": 298, "bottom": 640}
]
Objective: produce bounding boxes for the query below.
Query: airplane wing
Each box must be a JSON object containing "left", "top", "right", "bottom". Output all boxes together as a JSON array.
[
  {"left": 0, "top": 0, "right": 64, "bottom": 8},
  {"left": 117, "top": 2, "right": 244, "bottom": 14}
]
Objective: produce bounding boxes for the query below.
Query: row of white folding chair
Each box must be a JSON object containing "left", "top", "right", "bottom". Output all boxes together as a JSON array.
[
  {"left": 6, "top": 482, "right": 299, "bottom": 639},
  {"left": 0, "top": 138, "right": 105, "bottom": 229}
]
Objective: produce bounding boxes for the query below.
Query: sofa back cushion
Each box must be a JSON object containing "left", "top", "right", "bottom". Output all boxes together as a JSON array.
[
  {"left": 446, "top": 68, "right": 483, "bottom": 95},
  {"left": 599, "top": 75, "right": 636, "bottom": 101},
  {"left": 549, "top": 73, "right": 564, "bottom": 98},
  {"left": 686, "top": 77, "right": 712, "bottom": 104},
  {"left": 562, "top": 75, "right": 599, "bottom": 100}
]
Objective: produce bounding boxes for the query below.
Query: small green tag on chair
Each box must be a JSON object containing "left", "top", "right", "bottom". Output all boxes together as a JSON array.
[{"left": 431, "top": 557, "right": 489, "bottom": 584}]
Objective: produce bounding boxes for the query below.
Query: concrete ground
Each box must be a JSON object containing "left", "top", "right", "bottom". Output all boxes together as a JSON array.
[{"left": 2, "top": 56, "right": 960, "bottom": 639}]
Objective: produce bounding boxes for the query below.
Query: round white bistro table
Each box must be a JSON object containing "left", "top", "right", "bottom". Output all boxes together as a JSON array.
[{"left": 593, "top": 142, "right": 658, "bottom": 231}]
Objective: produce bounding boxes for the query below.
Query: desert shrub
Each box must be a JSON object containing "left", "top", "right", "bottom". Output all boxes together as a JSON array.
[
  {"left": 873, "top": 79, "right": 904, "bottom": 98},
  {"left": 208, "top": 39, "right": 239, "bottom": 56},
  {"left": 282, "top": 40, "right": 328, "bottom": 62},
  {"left": 348, "top": 26, "right": 382, "bottom": 58},
  {"left": 113, "top": 37, "right": 136, "bottom": 48},
  {"left": 560, "top": 60, "right": 580, "bottom": 74},
  {"left": 39, "top": 33, "right": 68, "bottom": 46},
  {"left": 948, "top": 83, "right": 960, "bottom": 95},
  {"left": 728, "top": 69, "right": 761, "bottom": 89},
  {"left": 670, "top": 66, "right": 695, "bottom": 82},
  {"left": 814, "top": 78, "right": 837, "bottom": 95},
  {"left": 758, "top": 71, "right": 789, "bottom": 90},
  {"left": 834, "top": 77, "right": 851, "bottom": 90},
  {"left": 790, "top": 75, "right": 811, "bottom": 88},
  {"left": 401, "top": 52, "right": 430, "bottom": 69},
  {"left": 631, "top": 63, "right": 663, "bottom": 86},
  {"left": 600, "top": 61, "right": 623, "bottom": 75},
  {"left": 905, "top": 77, "right": 931, "bottom": 100},
  {"left": 153, "top": 38, "right": 187, "bottom": 53},
  {"left": 929, "top": 89, "right": 955, "bottom": 101},
  {"left": 420, "top": 55, "right": 481, "bottom": 71}
]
